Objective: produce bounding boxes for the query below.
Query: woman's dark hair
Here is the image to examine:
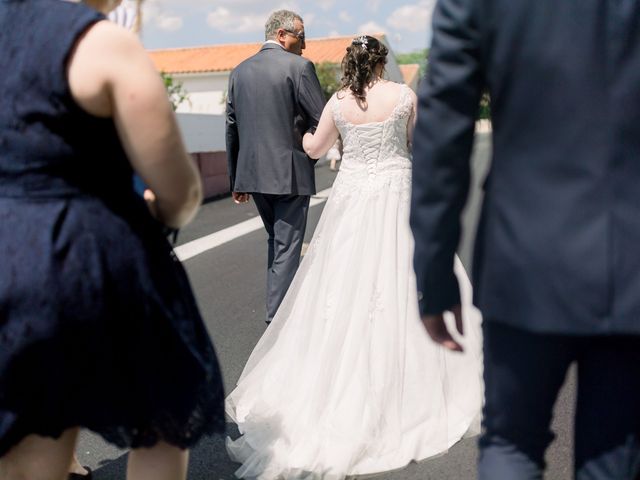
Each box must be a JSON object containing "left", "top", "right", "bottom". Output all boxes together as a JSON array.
[{"left": 339, "top": 35, "right": 389, "bottom": 102}]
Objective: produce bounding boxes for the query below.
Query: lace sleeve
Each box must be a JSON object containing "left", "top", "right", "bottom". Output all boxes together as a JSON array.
[
  {"left": 392, "top": 85, "right": 415, "bottom": 120},
  {"left": 331, "top": 94, "right": 347, "bottom": 130}
]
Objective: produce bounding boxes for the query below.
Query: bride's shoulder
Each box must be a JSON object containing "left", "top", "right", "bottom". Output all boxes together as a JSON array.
[
  {"left": 389, "top": 81, "right": 417, "bottom": 102},
  {"left": 373, "top": 80, "right": 407, "bottom": 98},
  {"left": 382, "top": 80, "right": 411, "bottom": 93},
  {"left": 380, "top": 82, "right": 417, "bottom": 118},
  {"left": 375, "top": 81, "right": 416, "bottom": 103},
  {"left": 333, "top": 88, "right": 351, "bottom": 101}
]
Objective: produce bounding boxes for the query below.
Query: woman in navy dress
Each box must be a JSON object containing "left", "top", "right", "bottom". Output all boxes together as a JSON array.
[{"left": 0, "top": 0, "right": 225, "bottom": 479}]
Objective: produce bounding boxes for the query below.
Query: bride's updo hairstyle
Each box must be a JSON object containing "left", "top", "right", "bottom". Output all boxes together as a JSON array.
[{"left": 340, "top": 35, "right": 388, "bottom": 102}]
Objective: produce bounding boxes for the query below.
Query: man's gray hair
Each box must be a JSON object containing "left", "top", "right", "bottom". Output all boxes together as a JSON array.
[{"left": 264, "top": 10, "right": 303, "bottom": 40}]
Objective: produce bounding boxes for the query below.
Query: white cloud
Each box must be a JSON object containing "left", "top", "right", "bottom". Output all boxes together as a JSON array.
[
  {"left": 140, "top": 1, "right": 183, "bottom": 31},
  {"left": 156, "top": 14, "right": 184, "bottom": 31},
  {"left": 207, "top": 7, "right": 266, "bottom": 33},
  {"left": 204, "top": 2, "right": 309, "bottom": 34},
  {"left": 387, "top": 1, "right": 436, "bottom": 33},
  {"left": 152, "top": 0, "right": 268, "bottom": 7},
  {"left": 338, "top": 11, "right": 352, "bottom": 23},
  {"left": 328, "top": 30, "right": 340, "bottom": 37},
  {"left": 315, "top": 0, "right": 336, "bottom": 11},
  {"left": 357, "top": 21, "right": 385, "bottom": 35},
  {"left": 303, "top": 13, "right": 317, "bottom": 26},
  {"left": 141, "top": 1, "right": 160, "bottom": 25},
  {"left": 367, "top": 0, "right": 382, "bottom": 13}
]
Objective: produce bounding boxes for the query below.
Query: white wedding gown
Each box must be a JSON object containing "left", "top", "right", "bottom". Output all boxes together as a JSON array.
[{"left": 226, "top": 84, "right": 483, "bottom": 480}]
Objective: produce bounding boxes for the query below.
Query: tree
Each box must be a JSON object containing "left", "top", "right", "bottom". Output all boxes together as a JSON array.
[
  {"left": 478, "top": 91, "right": 491, "bottom": 120},
  {"left": 395, "top": 49, "right": 429, "bottom": 77},
  {"left": 404, "top": 50, "right": 491, "bottom": 121},
  {"left": 160, "top": 72, "right": 190, "bottom": 111},
  {"left": 315, "top": 62, "right": 342, "bottom": 101}
]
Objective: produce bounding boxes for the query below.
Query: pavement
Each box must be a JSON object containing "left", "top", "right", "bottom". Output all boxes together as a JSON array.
[{"left": 77, "top": 133, "right": 576, "bottom": 479}]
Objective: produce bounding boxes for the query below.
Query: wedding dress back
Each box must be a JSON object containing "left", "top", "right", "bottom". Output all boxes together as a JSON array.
[{"left": 225, "top": 82, "right": 483, "bottom": 480}]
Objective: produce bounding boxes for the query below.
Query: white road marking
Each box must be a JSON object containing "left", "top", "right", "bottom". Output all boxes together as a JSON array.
[{"left": 174, "top": 187, "right": 332, "bottom": 261}]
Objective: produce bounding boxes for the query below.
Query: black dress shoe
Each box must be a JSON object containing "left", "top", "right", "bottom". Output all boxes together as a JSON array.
[{"left": 68, "top": 467, "right": 92, "bottom": 480}]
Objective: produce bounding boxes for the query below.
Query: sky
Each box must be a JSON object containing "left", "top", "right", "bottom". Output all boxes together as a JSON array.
[{"left": 140, "top": 0, "right": 436, "bottom": 54}]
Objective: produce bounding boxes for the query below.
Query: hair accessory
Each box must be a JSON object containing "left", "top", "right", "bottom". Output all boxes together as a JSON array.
[{"left": 353, "top": 35, "right": 368, "bottom": 50}]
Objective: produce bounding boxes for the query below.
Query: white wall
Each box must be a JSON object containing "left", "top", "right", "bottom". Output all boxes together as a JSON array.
[
  {"left": 176, "top": 113, "right": 226, "bottom": 152},
  {"left": 171, "top": 54, "right": 405, "bottom": 116},
  {"left": 173, "top": 73, "right": 228, "bottom": 115}
]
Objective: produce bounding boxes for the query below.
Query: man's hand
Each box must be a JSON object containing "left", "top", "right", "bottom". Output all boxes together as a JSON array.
[
  {"left": 421, "top": 305, "right": 464, "bottom": 352},
  {"left": 232, "top": 192, "right": 251, "bottom": 204}
]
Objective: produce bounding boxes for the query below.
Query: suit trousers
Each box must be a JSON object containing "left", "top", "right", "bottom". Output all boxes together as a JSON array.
[
  {"left": 252, "top": 193, "right": 310, "bottom": 322},
  {"left": 478, "top": 321, "right": 640, "bottom": 480}
]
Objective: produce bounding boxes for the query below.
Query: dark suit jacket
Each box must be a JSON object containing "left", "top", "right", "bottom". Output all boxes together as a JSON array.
[
  {"left": 225, "top": 43, "right": 325, "bottom": 195},
  {"left": 411, "top": 0, "right": 640, "bottom": 335}
]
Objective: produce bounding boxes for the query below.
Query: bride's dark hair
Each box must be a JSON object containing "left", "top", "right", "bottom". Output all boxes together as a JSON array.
[{"left": 339, "top": 35, "right": 389, "bottom": 102}]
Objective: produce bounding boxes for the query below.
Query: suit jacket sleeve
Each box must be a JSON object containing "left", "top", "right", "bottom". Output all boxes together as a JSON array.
[
  {"left": 410, "top": 0, "right": 484, "bottom": 315},
  {"left": 225, "top": 72, "right": 239, "bottom": 191},
  {"left": 298, "top": 61, "right": 325, "bottom": 134}
]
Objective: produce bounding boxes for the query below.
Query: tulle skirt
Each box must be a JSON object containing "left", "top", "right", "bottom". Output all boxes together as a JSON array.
[{"left": 225, "top": 171, "right": 483, "bottom": 479}]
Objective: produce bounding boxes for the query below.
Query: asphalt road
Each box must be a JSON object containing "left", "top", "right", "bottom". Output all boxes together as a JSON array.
[{"left": 79, "top": 134, "right": 576, "bottom": 479}]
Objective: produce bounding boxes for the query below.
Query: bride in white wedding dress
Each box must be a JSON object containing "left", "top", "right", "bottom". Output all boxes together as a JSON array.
[{"left": 225, "top": 35, "right": 483, "bottom": 480}]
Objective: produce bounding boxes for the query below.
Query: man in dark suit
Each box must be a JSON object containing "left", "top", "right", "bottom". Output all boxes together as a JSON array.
[
  {"left": 226, "top": 10, "right": 325, "bottom": 324},
  {"left": 410, "top": 1, "right": 640, "bottom": 479}
]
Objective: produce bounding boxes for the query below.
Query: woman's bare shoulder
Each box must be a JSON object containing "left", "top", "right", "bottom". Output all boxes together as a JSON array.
[
  {"left": 68, "top": 20, "right": 156, "bottom": 117},
  {"left": 75, "top": 19, "right": 144, "bottom": 59}
]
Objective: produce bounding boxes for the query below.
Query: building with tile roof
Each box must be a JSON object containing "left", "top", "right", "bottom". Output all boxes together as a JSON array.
[
  {"left": 399, "top": 64, "right": 422, "bottom": 91},
  {"left": 148, "top": 34, "right": 417, "bottom": 114},
  {"left": 147, "top": 35, "right": 421, "bottom": 198}
]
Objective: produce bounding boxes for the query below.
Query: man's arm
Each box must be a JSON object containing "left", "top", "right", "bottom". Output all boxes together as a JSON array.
[
  {"left": 410, "top": 0, "right": 484, "bottom": 348},
  {"left": 298, "top": 61, "right": 326, "bottom": 135},
  {"left": 225, "top": 73, "right": 240, "bottom": 192}
]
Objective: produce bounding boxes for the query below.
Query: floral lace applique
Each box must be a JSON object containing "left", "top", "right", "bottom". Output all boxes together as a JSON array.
[{"left": 368, "top": 287, "right": 384, "bottom": 322}]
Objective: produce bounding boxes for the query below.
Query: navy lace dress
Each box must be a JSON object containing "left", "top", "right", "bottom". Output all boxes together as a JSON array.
[{"left": 0, "top": 0, "right": 225, "bottom": 455}]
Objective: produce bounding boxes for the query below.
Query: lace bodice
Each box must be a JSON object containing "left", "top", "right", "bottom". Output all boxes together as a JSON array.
[
  {"left": 333, "top": 84, "right": 413, "bottom": 171},
  {"left": 330, "top": 84, "right": 413, "bottom": 200}
]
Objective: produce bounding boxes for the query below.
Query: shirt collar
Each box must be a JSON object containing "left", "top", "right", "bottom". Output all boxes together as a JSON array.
[{"left": 263, "top": 40, "right": 285, "bottom": 48}]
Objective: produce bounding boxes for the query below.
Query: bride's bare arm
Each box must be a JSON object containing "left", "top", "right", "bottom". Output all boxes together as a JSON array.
[
  {"left": 67, "top": 21, "right": 202, "bottom": 229},
  {"left": 303, "top": 97, "right": 340, "bottom": 159}
]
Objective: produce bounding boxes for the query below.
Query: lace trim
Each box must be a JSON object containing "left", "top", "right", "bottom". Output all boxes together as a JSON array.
[
  {"left": 331, "top": 95, "right": 347, "bottom": 130},
  {"left": 391, "top": 85, "right": 414, "bottom": 121},
  {"left": 368, "top": 287, "right": 384, "bottom": 322}
]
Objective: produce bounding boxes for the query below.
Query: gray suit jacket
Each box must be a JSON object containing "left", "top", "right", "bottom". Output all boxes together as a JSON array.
[
  {"left": 411, "top": 0, "right": 640, "bottom": 335},
  {"left": 225, "top": 43, "right": 325, "bottom": 195}
]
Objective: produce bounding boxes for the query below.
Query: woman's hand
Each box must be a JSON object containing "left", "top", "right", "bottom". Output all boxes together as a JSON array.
[
  {"left": 67, "top": 21, "right": 202, "bottom": 229},
  {"left": 232, "top": 192, "right": 251, "bottom": 204},
  {"left": 143, "top": 189, "right": 159, "bottom": 218},
  {"left": 302, "top": 132, "right": 315, "bottom": 157}
]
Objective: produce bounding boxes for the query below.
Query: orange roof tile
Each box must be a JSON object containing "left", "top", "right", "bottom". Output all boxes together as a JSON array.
[
  {"left": 399, "top": 64, "right": 421, "bottom": 86},
  {"left": 148, "top": 34, "right": 386, "bottom": 74}
]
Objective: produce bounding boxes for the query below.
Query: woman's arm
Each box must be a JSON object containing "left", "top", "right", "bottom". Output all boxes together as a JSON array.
[
  {"left": 67, "top": 21, "right": 202, "bottom": 229},
  {"left": 302, "top": 95, "right": 340, "bottom": 159}
]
